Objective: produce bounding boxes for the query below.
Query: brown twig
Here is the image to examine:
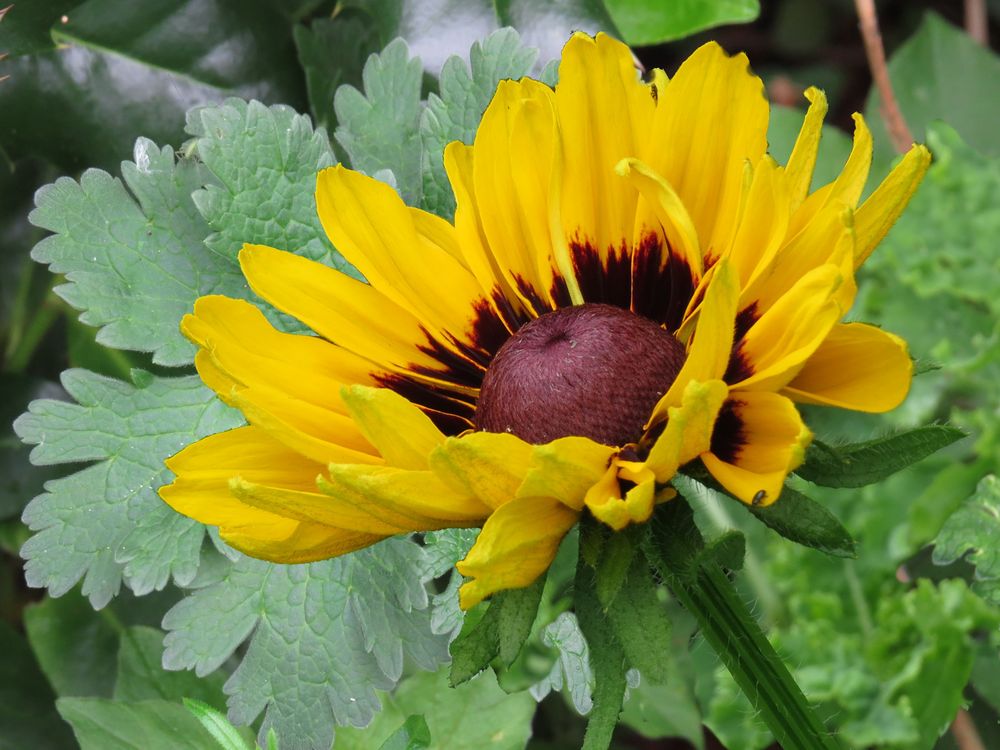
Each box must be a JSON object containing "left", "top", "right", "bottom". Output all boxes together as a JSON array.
[
  {"left": 965, "top": 0, "right": 989, "bottom": 46},
  {"left": 853, "top": 0, "right": 914, "bottom": 153},
  {"left": 951, "top": 708, "right": 987, "bottom": 750}
]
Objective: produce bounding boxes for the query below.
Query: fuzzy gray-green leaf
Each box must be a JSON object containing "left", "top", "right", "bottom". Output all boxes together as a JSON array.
[{"left": 15, "top": 370, "right": 242, "bottom": 608}]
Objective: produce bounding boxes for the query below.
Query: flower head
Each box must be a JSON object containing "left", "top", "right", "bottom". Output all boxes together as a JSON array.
[{"left": 160, "top": 33, "right": 929, "bottom": 609}]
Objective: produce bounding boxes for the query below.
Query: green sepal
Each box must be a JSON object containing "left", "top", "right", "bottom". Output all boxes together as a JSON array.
[
  {"left": 748, "top": 486, "right": 857, "bottom": 558},
  {"left": 583, "top": 521, "right": 672, "bottom": 683},
  {"left": 448, "top": 575, "right": 545, "bottom": 686},
  {"left": 574, "top": 520, "right": 628, "bottom": 750},
  {"left": 377, "top": 715, "right": 431, "bottom": 750},
  {"left": 796, "top": 425, "right": 966, "bottom": 489},
  {"left": 593, "top": 525, "right": 640, "bottom": 609},
  {"left": 606, "top": 549, "right": 672, "bottom": 685}
]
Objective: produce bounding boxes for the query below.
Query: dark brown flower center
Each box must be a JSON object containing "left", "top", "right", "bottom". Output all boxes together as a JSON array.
[{"left": 475, "top": 303, "right": 686, "bottom": 446}]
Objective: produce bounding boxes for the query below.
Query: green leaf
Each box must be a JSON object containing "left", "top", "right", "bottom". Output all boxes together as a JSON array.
[
  {"left": 933, "top": 475, "right": 1000, "bottom": 605},
  {"left": 57, "top": 697, "right": 223, "bottom": 750},
  {"left": 531, "top": 611, "right": 594, "bottom": 715},
  {"left": 0, "top": 620, "right": 77, "bottom": 750},
  {"left": 28, "top": 140, "right": 243, "bottom": 366},
  {"left": 575, "top": 522, "right": 628, "bottom": 750},
  {"left": 866, "top": 12, "right": 1000, "bottom": 167},
  {"left": 184, "top": 699, "right": 255, "bottom": 750},
  {"left": 420, "top": 28, "right": 539, "bottom": 218},
  {"left": 293, "top": 14, "right": 382, "bottom": 133},
  {"left": 0, "top": 0, "right": 79, "bottom": 58},
  {"left": 747, "top": 486, "right": 856, "bottom": 558},
  {"left": 424, "top": 528, "right": 478, "bottom": 638},
  {"left": 496, "top": 0, "right": 620, "bottom": 63},
  {"left": 15, "top": 370, "right": 242, "bottom": 607},
  {"left": 335, "top": 39, "right": 424, "bottom": 205},
  {"left": 606, "top": 552, "right": 671, "bottom": 684},
  {"left": 797, "top": 425, "right": 966, "bottom": 489},
  {"left": 334, "top": 665, "right": 534, "bottom": 750},
  {"left": 0, "top": 0, "right": 306, "bottom": 172},
  {"left": 23, "top": 589, "right": 119, "bottom": 698},
  {"left": 0, "top": 376, "right": 63, "bottom": 519},
  {"left": 185, "top": 98, "right": 351, "bottom": 275},
  {"left": 449, "top": 575, "right": 545, "bottom": 685},
  {"left": 340, "top": 0, "right": 618, "bottom": 76},
  {"left": 162, "top": 542, "right": 448, "bottom": 750},
  {"left": 604, "top": 0, "right": 759, "bottom": 46},
  {"left": 116, "top": 627, "right": 228, "bottom": 710},
  {"left": 376, "top": 715, "right": 431, "bottom": 750},
  {"left": 866, "top": 579, "right": 999, "bottom": 749}
]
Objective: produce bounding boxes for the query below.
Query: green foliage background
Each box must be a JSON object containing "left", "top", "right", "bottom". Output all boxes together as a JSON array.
[{"left": 2, "top": 1, "right": 1000, "bottom": 749}]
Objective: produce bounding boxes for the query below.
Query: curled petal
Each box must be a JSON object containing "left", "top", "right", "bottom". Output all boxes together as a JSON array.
[{"left": 584, "top": 462, "right": 672, "bottom": 531}]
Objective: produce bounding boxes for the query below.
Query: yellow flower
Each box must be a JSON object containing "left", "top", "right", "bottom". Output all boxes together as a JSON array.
[{"left": 159, "top": 33, "right": 929, "bottom": 609}]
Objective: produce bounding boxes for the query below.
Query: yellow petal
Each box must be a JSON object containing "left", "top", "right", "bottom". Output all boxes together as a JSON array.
[
  {"left": 319, "top": 465, "right": 492, "bottom": 528},
  {"left": 409, "top": 206, "right": 466, "bottom": 264},
  {"left": 316, "top": 165, "right": 487, "bottom": 336},
  {"left": 191, "top": 346, "right": 379, "bottom": 466},
  {"left": 182, "top": 298, "right": 378, "bottom": 462},
  {"left": 456, "top": 495, "right": 579, "bottom": 609},
  {"left": 644, "top": 42, "right": 768, "bottom": 260},
  {"left": 854, "top": 144, "right": 931, "bottom": 267},
  {"left": 239, "top": 244, "right": 460, "bottom": 378},
  {"left": 517, "top": 437, "right": 616, "bottom": 512},
  {"left": 788, "top": 113, "right": 872, "bottom": 239},
  {"left": 783, "top": 323, "right": 913, "bottom": 412},
  {"left": 556, "top": 33, "right": 654, "bottom": 259},
  {"left": 784, "top": 87, "right": 829, "bottom": 211},
  {"left": 732, "top": 263, "right": 846, "bottom": 392},
  {"left": 229, "top": 477, "right": 409, "bottom": 535},
  {"left": 183, "top": 295, "right": 374, "bottom": 396},
  {"left": 222, "top": 522, "right": 383, "bottom": 564},
  {"left": 825, "top": 113, "right": 873, "bottom": 209},
  {"left": 652, "top": 260, "right": 738, "bottom": 423},
  {"left": 444, "top": 141, "right": 522, "bottom": 310},
  {"left": 725, "top": 157, "right": 790, "bottom": 290},
  {"left": 160, "top": 426, "right": 313, "bottom": 540},
  {"left": 702, "top": 392, "right": 812, "bottom": 506},
  {"left": 430, "top": 432, "right": 533, "bottom": 511},
  {"left": 643, "top": 379, "right": 729, "bottom": 482},
  {"left": 340, "top": 384, "right": 444, "bottom": 470},
  {"left": 473, "top": 77, "right": 569, "bottom": 313},
  {"left": 615, "top": 157, "right": 702, "bottom": 278}
]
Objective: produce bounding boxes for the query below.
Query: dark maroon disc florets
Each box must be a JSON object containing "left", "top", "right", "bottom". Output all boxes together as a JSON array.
[{"left": 475, "top": 304, "right": 686, "bottom": 446}]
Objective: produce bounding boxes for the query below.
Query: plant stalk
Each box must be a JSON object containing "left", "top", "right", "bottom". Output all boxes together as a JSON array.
[{"left": 667, "top": 562, "right": 844, "bottom": 750}]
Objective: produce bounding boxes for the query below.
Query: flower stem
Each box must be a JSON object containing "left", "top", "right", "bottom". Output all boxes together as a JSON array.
[
  {"left": 667, "top": 562, "right": 843, "bottom": 749},
  {"left": 648, "top": 498, "right": 842, "bottom": 748}
]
